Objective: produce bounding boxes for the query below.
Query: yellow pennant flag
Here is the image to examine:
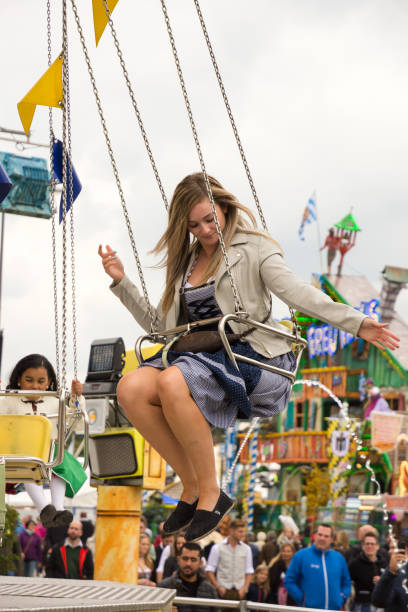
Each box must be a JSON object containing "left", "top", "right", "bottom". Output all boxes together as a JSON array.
[
  {"left": 92, "top": 0, "right": 120, "bottom": 46},
  {"left": 17, "top": 55, "right": 63, "bottom": 136}
]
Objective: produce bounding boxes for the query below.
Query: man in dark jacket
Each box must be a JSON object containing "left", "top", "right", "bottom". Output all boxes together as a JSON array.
[
  {"left": 46, "top": 521, "right": 93, "bottom": 579},
  {"left": 159, "top": 542, "right": 218, "bottom": 612},
  {"left": 348, "top": 531, "right": 386, "bottom": 611},
  {"left": 349, "top": 524, "right": 389, "bottom": 566},
  {"left": 372, "top": 541, "right": 408, "bottom": 611}
]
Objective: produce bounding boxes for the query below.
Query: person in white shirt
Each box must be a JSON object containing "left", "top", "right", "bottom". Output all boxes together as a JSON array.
[{"left": 206, "top": 518, "right": 254, "bottom": 601}]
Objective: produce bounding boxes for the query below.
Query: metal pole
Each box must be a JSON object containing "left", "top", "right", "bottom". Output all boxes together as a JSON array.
[
  {"left": 0, "top": 126, "right": 49, "bottom": 150},
  {"left": 0, "top": 212, "right": 4, "bottom": 326},
  {"left": 0, "top": 212, "right": 5, "bottom": 377},
  {"left": 313, "top": 191, "right": 324, "bottom": 275},
  {"left": 247, "top": 421, "right": 259, "bottom": 531}
]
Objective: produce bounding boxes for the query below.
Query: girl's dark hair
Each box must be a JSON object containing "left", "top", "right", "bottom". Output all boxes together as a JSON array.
[{"left": 7, "top": 354, "right": 57, "bottom": 390}]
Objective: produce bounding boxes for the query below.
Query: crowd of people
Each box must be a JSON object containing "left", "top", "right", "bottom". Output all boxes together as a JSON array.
[
  {"left": 2, "top": 511, "right": 94, "bottom": 579},
  {"left": 5, "top": 507, "right": 408, "bottom": 611},
  {"left": 136, "top": 516, "right": 408, "bottom": 612}
]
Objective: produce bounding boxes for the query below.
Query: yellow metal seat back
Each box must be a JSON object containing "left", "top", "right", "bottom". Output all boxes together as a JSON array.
[
  {"left": 0, "top": 415, "right": 53, "bottom": 484},
  {"left": 278, "top": 319, "right": 299, "bottom": 352}
]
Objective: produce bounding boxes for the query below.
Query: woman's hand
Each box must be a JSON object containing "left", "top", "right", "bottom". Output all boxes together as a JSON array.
[
  {"left": 357, "top": 317, "right": 400, "bottom": 351},
  {"left": 71, "top": 379, "right": 83, "bottom": 397},
  {"left": 98, "top": 244, "right": 125, "bottom": 285}
]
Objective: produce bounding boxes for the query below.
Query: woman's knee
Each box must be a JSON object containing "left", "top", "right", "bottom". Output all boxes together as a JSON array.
[
  {"left": 157, "top": 367, "right": 189, "bottom": 403},
  {"left": 117, "top": 369, "right": 158, "bottom": 409}
]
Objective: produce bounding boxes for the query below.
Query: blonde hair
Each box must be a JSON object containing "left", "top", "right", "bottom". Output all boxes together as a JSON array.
[
  {"left": 252, "top": 563, "right": 270, "bottom": 596},
  {"left": 139, "top": 534, "right": 154, "bottom": 570},
  {"left": 334, "top": 530, "right": 350, "bottom": 552},
  {"left": 268, "top": 542, "right": 296, "bottom": 568},
  {"left": 152, "top": 172, "right": 278, "bottom": 315}
]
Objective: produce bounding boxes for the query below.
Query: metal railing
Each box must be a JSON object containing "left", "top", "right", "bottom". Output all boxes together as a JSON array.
[{"left": 173, "top": 596, "right": 328, "bottom": 612}]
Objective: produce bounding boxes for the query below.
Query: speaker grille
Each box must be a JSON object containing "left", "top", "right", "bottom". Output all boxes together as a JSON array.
[{"left": 89, "top": 433, "right": 138, "bottom": 478}]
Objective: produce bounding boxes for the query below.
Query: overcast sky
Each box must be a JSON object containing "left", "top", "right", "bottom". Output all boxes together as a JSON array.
[{"left": 1, "top": 0, "right": 407, "bottom": 385}]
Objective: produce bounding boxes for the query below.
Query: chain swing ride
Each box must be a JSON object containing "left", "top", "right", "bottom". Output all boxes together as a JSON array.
[
  {"left": 1, "top": 0, "right": 398, "bottom": 548},
  {"left": 69, "top": 0, "right": 402, "bottom": 533},
  {"left": 0, "top": 0, "right": 90, "bottom": 542}
]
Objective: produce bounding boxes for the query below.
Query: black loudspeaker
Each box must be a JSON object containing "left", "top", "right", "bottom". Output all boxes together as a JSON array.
[{"left": 89, "top": 428, "right": 144, "bottom": 480}]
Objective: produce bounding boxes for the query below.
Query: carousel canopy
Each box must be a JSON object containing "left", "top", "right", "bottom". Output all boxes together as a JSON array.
[{"left": 334, "top": 213, "right": 362, "bottom": 233}]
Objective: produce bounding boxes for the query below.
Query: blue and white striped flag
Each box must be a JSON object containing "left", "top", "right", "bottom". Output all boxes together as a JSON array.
[{"left": 298, "top": 193, "right": 317, "bottom": 241}]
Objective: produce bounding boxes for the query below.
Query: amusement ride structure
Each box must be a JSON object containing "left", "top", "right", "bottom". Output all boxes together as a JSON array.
[{"left": 0, "top": 2, "right": 406, "bottom": 610}]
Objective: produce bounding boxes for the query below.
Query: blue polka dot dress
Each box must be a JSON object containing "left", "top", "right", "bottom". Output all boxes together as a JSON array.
[{"left": 141, "top": 281, "right": 295, "bottom": 427}]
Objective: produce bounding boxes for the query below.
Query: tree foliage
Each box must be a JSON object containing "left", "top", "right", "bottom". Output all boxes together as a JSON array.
[
  {"left": 0, "top": 505, "right": 21, "bottom": 575},
  {"left": 302, "top": 464, "right": 331, "bottom": 518}
]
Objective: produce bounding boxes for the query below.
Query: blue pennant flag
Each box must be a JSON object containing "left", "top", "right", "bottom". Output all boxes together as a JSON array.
[
  {"left": 0, "top": 160, "right": 13, "bottom": 205},
  {"left": 52, "top": 139, "right": 82, "bottom": 223},
  {"left": 298, "top": 193, "right": 317, "bottom": 241}
]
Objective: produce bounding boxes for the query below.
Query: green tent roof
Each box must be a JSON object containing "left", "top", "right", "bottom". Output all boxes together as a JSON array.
[{"left": 334, "top": 213, "right": 361, "bottom": 232}]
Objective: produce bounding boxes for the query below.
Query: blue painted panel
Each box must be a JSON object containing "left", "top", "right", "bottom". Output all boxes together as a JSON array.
[{"left": 0, "top": 152, "right": 51, "bottom": 219}]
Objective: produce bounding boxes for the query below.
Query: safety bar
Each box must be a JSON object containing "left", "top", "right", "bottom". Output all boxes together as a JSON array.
[
  {"left": 218, "top": 314, "right": 307, "bottom": 380},
  {"left": 173, "top": 597, "right": 325, "bottom": 612},
  {"left": 135, "top": 312, "right": 307, "bottom": 375},
  {"left": 64, "top": 401, "right": 90, "bottom": 470},
  {"left": 0, "top": 389, "right": 65, "bottom": 469},
  {"left": 135, "top": 316, "right": 225, "bottom": 364},
  {"left": 0, "top": 456, "right": 5, "bottom": 545}
]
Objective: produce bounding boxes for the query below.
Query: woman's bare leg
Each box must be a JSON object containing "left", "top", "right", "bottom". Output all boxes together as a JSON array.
[
  {"left": 117, "top": 367, "right": 198, "bottom": 503},
  {"left": 157, "top": 366, "right": 220, "bottom": 512}
]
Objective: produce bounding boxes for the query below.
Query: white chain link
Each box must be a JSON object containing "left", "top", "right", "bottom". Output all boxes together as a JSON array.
[
  {"left": 47, "top": 0, "right": 61, "bottom": 388},
  {"left": 101, "top": 0, "right": 169, "bottom": 211},
  {"left": 193, "top": 0, "right": 268, "bottom": 233},
  {"left": 159, "top": 0, "right": 243, "bottom": 313},
  {"left": 64, "top": 17, "right": 78, "bottom": 380},
  {"left": 69, "top": 0, "right": 157, "bottom": 333},
  {"left": 193, "top": 0, "right": 300, "bottom": 333},
  {"left": 61, "top": 0, "right": 69, "bottom": 390}
]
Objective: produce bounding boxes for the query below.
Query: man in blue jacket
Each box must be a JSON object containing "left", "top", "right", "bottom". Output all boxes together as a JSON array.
[{"left": 284, "top": 523, "right": 351, "bottom": 609}]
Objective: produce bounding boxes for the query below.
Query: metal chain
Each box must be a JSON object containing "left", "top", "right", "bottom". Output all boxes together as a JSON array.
[
  {"left": 159, "top": 0, "right": 242, "bottom": 314},
  {"left": 101, "top": 0, "right": 169, "bottom": 211},
  {"left": 193, "top": 1, "right": 300, "bottom": 331},
  {"left": 69, "top": 0, "right": 157, "bottom": 333},
  {"left": 61, "top": 0, "right": 69, "bottom": 390},
  {"left": 47, "top": 0, "right": 61, "bottom": 387},
  {"left": 192, "top": 0, "right": 268, "bottom": 233},
  {"left": 64, "top": 21, "right": 78, "bottom": 379}
]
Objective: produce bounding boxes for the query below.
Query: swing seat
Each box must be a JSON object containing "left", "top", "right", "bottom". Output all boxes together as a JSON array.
[
  {"left": 136, "top": 312, "right": 308, "bottom": 383},
  {"left": 0, "top": 415, "right": 54, "bottom": 485}
]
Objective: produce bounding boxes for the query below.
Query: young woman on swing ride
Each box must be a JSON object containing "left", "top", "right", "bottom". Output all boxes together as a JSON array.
[
  {"left": 99, "top": 172, "right": 399, "bottom": 542},
  {"left": 2, "top": 354, "right": 87, "bottom": 527}
]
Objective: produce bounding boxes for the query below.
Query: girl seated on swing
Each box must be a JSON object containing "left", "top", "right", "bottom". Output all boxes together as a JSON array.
[
  {"left": 2, "top": 354, "right": 87, "bottom": 527},
  {"left": 99, "top": 172, "right": 399, "bottom": 542}
]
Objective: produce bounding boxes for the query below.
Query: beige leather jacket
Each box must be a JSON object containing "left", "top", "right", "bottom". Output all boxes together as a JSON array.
[{"left": 110, "top": 232, "right": 366, "bottom": 359}]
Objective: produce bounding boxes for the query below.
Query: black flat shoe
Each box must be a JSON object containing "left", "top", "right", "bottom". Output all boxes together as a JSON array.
[
  {"left": 185, "top": 490, "right": 234, "bottom": 542},
  {"left": 163, "top": 499, "right": 198, "bottom": 535},
  {"left": 40, "top": 504, "right": 57, "bottom": 528}
]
